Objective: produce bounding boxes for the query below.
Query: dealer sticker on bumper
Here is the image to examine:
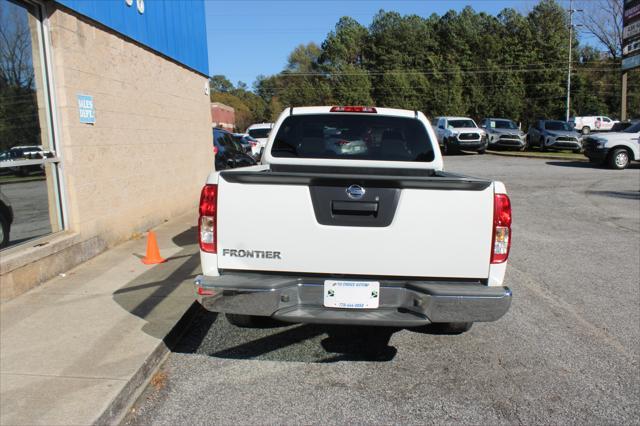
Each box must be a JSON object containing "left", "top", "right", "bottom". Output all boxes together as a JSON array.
[{"left": 323, "top": 280, "right": 380, "bottom": 309}]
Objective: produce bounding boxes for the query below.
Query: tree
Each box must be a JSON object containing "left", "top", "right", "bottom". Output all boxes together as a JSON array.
[
  {"left": 243, "top": 0, "right": 635, "bottom": 124},
  {"left": 0, "top": 4, "right": 40, "bottom": 150},
  {"left": 523, "top": 0, "right": 570, "bottom": 122},
  {"left": 286, "top": 43, "right": 322, "bottom": 73},
  {"left": 209, "top": 75, "right": 234, "bottom": 93},
  {"left": 577, "top": 0, "right": 623, "bottom": 60},
  {"left": 321, "top": 17, "right": 369, "bottom": 67}
]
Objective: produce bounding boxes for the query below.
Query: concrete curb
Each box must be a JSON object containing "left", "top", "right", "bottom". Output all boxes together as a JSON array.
[
  {"left": 94, "top": 301, "right": 202, "bottom": 426},
  {"left": 486, "top": 151, "right": 588, "bottom": 162}
]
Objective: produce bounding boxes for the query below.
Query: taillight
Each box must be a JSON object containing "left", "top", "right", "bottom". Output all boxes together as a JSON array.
[
  {"left": 330, "top": 106, "right": 377, "bottom": 113},
  {"left": 491, "top": 193, "right": 511, "bottom": 264},
  {"left": 199, "top": 184, "right": 218, "bottom": 253},
  {"left": 335, "top": 139, "right": 350, "bottom": 145},
  {"left": 213, "top": 145, "right": 218, "bottom": 155}
]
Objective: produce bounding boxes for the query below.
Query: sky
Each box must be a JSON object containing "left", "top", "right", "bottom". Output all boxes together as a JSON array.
[{"left": 204, "top": 0, "right": 586, "bottom": 86}]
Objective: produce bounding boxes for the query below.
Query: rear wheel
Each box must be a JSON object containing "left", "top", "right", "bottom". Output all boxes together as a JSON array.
[
  {"left": 608, "top": 148, "right": 630, "bottom": 170},
  {"left": 443, "top": 139, "right": 452, "bottom": 155}
]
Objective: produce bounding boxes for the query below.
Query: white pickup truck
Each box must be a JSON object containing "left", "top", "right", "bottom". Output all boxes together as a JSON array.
[{"left": 195, "top": 106, "right": 512, "bottom": 333}]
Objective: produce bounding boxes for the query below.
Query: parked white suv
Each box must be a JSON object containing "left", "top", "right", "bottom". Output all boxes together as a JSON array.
[
  {"left": 583, "top": 121, "right": 640, "bottom": 169},
  {"left": 245, "top": 122, "right": 274, "bottom": 157},
  {"left": 570, "top": 116, "right": 619, "bottom": 135},
  {"left": 434, "top": 116, "right": 487, "bottom": 154},
  {"left": 194, "top": 106, "right": 512, "bottom": 333}
]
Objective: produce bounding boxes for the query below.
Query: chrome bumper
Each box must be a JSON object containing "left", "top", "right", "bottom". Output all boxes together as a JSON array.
[{"left": 194, "top": 273, "right": 512, "bottom": 327}]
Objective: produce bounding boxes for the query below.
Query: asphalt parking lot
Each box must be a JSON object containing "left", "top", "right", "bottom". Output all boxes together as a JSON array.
[{"left": 124, "top": 155, "right": 639, "bottom": 425}]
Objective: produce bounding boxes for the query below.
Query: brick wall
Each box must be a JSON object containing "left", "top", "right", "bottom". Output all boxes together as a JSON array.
[
  {"left": 211, "top": 103, "right": 235, "bottom": 131},
  {"left": 48, "top": 5, "right": 214, "bottom": 244}
]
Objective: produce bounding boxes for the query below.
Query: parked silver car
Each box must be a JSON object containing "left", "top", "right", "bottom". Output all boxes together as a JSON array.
[
  {"left": 480, "top": 118, "right": 527, "bottom": 151},
  {"left": 527, "top": 120, "right": 582, "bottom": 153}
]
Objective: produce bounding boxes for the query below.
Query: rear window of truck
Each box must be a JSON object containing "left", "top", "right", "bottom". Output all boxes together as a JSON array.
[
  {"left": 248, "top": 128, "right": 270, "bottom": 139},
  {"left": 271, "top": 114, "right": 435, "bottom": 162}
]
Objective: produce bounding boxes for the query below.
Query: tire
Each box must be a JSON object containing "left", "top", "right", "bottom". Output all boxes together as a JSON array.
[
  {"left": 539, "top": 137, "right": 547, "bottom": 152},
  {"left": 581, "top": 126, "right": 590, "bottom": 135},
  {"left": 443, "top": 139, "right": 451, "bottom": 155},
  {"left": 607, "top": 148, "right": 630, "bottom": 170},
  {"left": 0, "top": 213, "right": 9, "bottom": 248},
  {"left": 225, "top": 313, "right": 259, "bottom": 327}
]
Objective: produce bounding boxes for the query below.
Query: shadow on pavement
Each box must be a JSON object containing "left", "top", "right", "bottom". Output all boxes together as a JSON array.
[
  {"left": 113, "top": 226, "right": 200, "bottom": 340},
  {"left": 545, "top": 161, "right": 597, "bottom": 168},
  {"left": 172, "top": 307, "right": 466, "bottom": 363},
  {"left": 174, "top": 308, "right": 400, "bottom": 362},
  {"left": 585, "top": 190, "right": 640, "bottom": 200},
  {"left": 546, "top": 161, "right": 640, "bottom": 169}
]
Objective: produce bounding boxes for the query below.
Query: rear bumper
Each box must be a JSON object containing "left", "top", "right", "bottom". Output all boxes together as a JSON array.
[
  {"left": 194, "top": 273, "right": 512, "bottom": 327},
  {"left": 547, "top": 138, "right": 582, "bottom": 150}
]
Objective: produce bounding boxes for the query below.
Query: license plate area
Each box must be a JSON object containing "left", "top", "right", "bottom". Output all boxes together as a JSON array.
[{"left": 323, "top": 280, "right": 380, "bottom": 309}]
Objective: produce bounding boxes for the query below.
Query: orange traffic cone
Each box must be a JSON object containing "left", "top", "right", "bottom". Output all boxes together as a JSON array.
[{"left": 141, "top": 231, "right": 166, "bottom": 264}]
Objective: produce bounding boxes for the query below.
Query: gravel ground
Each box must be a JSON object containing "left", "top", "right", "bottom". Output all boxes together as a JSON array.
[{"left": 124, "top": 155, "right": 640, "bottom": 425}]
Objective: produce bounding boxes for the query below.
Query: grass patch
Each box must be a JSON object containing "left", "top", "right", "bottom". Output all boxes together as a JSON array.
[{"left": 488, "top": 150, "right": 586, "bottom": 161}]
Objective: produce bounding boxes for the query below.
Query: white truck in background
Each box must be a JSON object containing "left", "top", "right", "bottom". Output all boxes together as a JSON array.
[
  {"left": 245, "top": 122, "right": 274, "bottom": 157},
  {"left": 195, "top": 106, "right": 512, "bottom": 334},
  {"left": 570, "top": 116, "right": 619, "bottom": 135},
  {"left": 583, "top": 121, "right": 640, "bottom": 170}
]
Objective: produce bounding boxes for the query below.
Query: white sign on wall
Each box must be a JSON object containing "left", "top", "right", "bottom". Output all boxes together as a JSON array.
[{"left": 77, "top": 94, "right": 95, "bottom": 124}]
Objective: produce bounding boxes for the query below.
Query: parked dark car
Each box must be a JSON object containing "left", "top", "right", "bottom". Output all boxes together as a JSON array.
[
  {"left": 0, "top": 191, "right": 13, "bottom": 248},
  {"left": 231, "top": 133, "right": 259, "bottom": 156},
  {"left": 213, "top": 128, "right": 257, "bottom": 170},
  {"left": 610, "top": 121, "right": 639, "bottom": 132}
]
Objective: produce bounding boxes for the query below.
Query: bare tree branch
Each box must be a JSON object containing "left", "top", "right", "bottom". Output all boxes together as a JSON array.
[{"left": 576, "top": 0, "right": 623, "bottom": 60}]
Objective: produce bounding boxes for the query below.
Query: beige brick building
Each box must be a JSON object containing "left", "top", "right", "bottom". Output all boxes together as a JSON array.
[{"left": 0, "top": 0, "right": 212, "bottom": 300}]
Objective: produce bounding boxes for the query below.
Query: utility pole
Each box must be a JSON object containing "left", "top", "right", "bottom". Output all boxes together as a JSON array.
[
  {"left": 621, "top": 72, "right": 627, "bottom": 121},
  {"left": 566, "top": 0, "right": 582, "bottom": 122}
]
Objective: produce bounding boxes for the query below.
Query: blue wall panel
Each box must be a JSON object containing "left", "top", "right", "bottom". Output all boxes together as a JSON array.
[{"left": 55, "top": 0, "right": 209, "bottom": 76}]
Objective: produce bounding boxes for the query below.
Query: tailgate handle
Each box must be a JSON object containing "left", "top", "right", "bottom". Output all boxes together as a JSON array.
[{"left": 331, "top": 201, "right": 378, "bottom": 217}]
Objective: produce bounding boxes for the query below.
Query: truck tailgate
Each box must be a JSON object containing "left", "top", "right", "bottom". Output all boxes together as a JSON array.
[{"left": 217, "top": 171, "right": 494, "bottom": 279}]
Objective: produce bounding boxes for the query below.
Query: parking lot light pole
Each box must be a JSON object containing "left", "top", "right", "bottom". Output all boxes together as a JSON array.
[{"left": 566, "top": 0, "right": 582, "bottom": 122}]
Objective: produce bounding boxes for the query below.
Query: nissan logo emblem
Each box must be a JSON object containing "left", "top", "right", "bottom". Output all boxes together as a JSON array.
[{"left": 346, "top": 184, "right": 365, "bottom": 199}]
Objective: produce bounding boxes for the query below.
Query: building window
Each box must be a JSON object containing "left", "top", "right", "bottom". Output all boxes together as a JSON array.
[{"left": 0, "top": 0, "right": 64, "bottom": 250}]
